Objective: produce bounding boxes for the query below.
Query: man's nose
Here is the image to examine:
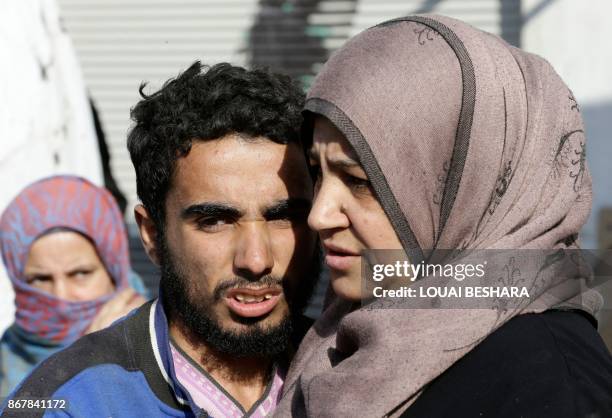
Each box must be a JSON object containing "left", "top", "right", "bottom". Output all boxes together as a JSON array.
[
  {"left": 233, "top": 221, "right": 274, "bottom": 279},
  {"left": 308, "top": 181, "right": 350, "bottom": 232}
]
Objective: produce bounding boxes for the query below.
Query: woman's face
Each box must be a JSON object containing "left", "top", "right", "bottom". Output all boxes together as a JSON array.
[
  {"left": 308, "top": 116, "right": 403, "bottom": 301},
  {"left": 23, "top": 231, "right": 115, "bottom": 301}
]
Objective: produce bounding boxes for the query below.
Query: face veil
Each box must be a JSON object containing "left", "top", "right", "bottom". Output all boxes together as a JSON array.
[{"left": 0, "top": 175, "right": 130, "bottom": 345}]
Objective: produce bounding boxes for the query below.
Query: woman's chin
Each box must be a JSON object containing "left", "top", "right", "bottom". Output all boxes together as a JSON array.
[{"left": 330, "top": 275, "right": 363, "bottom": 302}]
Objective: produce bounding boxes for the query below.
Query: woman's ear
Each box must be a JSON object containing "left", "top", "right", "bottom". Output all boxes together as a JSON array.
[{"left": 134, "top": 204, "right": 160, "bottom": 266}]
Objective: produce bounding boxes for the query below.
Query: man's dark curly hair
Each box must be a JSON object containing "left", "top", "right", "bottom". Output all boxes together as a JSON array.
[{"left": 127, "top": 61, "right": 305, "bottom": 229}]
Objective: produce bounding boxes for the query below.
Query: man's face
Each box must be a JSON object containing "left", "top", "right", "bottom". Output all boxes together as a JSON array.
[{"left": 159, "top": 134, "right": 316, "bottom": 356}]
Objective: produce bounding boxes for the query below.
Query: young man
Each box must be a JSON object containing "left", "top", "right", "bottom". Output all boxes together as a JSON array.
[{"left": 1, "top": 62, "right": 319, "bottom": 417}]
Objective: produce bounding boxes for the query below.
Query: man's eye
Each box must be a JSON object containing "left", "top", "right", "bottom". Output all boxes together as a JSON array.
[{"left": 195, "top": 217, "right": 231, "bottom": 232}]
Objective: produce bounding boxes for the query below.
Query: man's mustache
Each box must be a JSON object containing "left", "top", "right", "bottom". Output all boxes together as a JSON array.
[{"left": 213, "top": 275, "right": 284, "bottom": 301}]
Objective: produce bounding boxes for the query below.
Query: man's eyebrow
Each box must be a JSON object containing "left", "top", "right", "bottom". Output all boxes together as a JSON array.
[
  {"left": 264, "top": 198, "right": 312, "bottom": 218},
  {"left": 181, "top": 202, "right": 242, "bottom": 220}
]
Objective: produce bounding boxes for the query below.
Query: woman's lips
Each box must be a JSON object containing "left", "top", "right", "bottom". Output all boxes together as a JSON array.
[
  {"left": 224, "top": 287, "right": 282, "bottom": 318},
  {"left": 323, "top": 244, "right": 360, "bottom": 271}
]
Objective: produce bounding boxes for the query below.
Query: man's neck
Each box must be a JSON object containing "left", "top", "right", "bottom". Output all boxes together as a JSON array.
[{"left": 169, "top": 322, "right": 272, "bottom": 411}]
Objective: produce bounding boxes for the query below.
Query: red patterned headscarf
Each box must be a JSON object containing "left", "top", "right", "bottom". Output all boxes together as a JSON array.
[{"left": 0, "top": 176, "right": 130, "bottom": 344}]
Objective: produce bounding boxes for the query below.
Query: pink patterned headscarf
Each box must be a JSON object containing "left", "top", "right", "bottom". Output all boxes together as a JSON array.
[{"left": 0, "top": 175, "right": 129, "bottom": 344}]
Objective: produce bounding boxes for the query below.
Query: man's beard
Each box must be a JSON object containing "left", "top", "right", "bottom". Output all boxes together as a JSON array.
[{"left": 158, "top": 236, "right": 320, "bottom": 358}]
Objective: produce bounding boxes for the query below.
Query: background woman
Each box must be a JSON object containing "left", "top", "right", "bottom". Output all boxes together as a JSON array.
[
  {"left": 276, "top": 15, "right": 612, "bottom": 417},
  {"left": 0, "top": 175, "right": 147, "bottom": 396}
]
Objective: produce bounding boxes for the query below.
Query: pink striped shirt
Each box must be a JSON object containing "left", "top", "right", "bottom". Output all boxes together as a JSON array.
[{"left": 170, "top": 343, "right": 284, "bottom": 417}]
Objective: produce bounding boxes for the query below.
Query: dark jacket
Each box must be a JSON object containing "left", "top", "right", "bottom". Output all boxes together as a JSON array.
[
  {"left": 1, "top": 299, "right": 313, "bottom": 418},
  {"left": 402, "top": 310, "right": 612, "bottom": 418},
  {"left": 1, "top": 300, "right": 197, "bottom": 417}
]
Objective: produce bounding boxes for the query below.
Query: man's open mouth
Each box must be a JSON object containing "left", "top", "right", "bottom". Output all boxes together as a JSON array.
[{"left": 224, "top": 287, "right": 282, "bottom": 318}]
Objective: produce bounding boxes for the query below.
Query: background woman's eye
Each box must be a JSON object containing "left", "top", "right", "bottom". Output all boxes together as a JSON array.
[
  {"left": 310, "top": 164, "right": 322, "bottom": 190},
  {"left": 73, "top": 269, "right": 93, "bottom": 278},
  {"left": 26, "top": 275, "right": 51, "bottom": 285}
]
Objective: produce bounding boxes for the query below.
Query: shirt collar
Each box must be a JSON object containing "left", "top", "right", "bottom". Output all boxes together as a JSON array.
[{"left": 149, "top": 297, "right": 287, "bottom": 417}]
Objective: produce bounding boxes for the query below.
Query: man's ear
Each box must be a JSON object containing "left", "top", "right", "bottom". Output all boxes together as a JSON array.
[{"left": 134, "top": 204, "right": 160, "bottom": 266}]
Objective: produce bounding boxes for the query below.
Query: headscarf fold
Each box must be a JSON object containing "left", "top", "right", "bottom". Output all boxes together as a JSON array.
[
  {"left": 0, "top": 175, "right": 130, "bottom": 345},
  {"left": 275, "top": 15, "right": 600, "bottom": 417}
]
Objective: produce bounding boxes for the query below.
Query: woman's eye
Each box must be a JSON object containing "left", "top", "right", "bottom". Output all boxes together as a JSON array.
[
  {"left": 346, "top": 175, "right": 372, "bottom": 194},
  {"left": 310, "top": 164, "right": 322, "bottom": 189},
  {"left": 26, "top": 275, "right": 51, "bottom": 285},
  {"left": 310, "top": 164, "right": 322, "bottom": 179}
]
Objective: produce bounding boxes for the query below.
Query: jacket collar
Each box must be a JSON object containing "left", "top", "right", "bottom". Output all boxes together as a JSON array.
[{"left": 148, "top": 299, "right": 204, "bottom": 415}]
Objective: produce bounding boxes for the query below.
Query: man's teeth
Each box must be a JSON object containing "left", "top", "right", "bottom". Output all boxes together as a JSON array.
[{"left": 234, "top": 294, "right": 273, "bottom": 303}]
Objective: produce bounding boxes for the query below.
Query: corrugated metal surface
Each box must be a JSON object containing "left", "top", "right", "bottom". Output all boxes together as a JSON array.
[
  {"left": 57, "top": 0, "right": 521, "bottom": 301},
  {"left": 353, "top": 0, "right": 521, "bottom": 45}
]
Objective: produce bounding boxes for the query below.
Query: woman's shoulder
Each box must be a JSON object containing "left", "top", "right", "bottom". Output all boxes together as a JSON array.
[
  {"left": 484, "top": 309, "right": 608, "bottom": 358},
  {"left": 484, "top": 310, "right": 612, "bottom": 383},
  {"left": 403, "top": 310, "right": 612, "bottom": 418}
]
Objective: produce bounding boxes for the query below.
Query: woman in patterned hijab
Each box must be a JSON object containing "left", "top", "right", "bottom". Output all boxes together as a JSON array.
[
  {"left": 0, "top": 175, "right": 147, "bottom": 396},
  {"left": 276, "top": 15, "right": 612, "bottom": 417}
]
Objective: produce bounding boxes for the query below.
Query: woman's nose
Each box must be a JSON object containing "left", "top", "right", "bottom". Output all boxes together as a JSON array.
[{"left": 308, "top": 181, "right": 350, "bottom": 232}]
